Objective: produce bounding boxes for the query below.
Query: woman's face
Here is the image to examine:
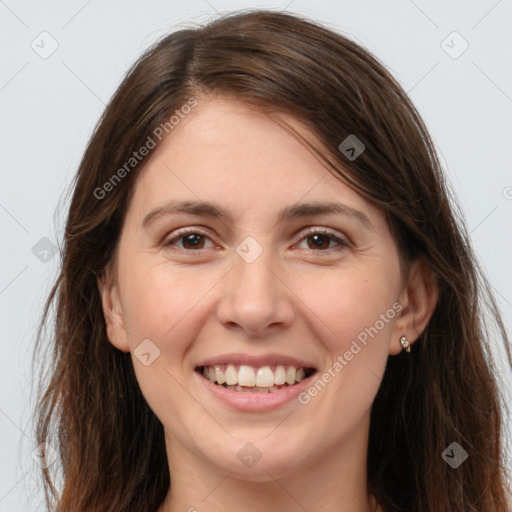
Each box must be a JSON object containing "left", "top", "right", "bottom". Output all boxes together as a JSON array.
[{"left": 100, "top": 96, "right": 415, "bottom": 482}]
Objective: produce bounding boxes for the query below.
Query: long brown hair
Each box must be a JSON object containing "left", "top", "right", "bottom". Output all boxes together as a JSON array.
[{"left": 33, "top": 9, "right": 512, "bottom": 512}]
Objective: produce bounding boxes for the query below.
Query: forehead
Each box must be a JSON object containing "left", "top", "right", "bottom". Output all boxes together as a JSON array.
[{"left": 126, "top": 96, "right": 383, "bottom": 227}]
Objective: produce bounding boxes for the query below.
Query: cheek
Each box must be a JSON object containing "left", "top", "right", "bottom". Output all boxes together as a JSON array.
[
  {"left": 299, "top": 273, "right": 399, "bottom": 416},
  {"left": 302, "top": 266, "right": 400, "bottom": 354},
  {"left": 117, "top": 256, "right": 224, "bottom": 356},
  {"left": 117, "top": 259, "right": 212, "bottom": 426},
  {"left": 118, "top": 256, "right": 185, "bottom": 332}
]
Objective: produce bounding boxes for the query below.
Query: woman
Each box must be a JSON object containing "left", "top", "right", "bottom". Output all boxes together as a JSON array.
[{"left": 33, "top": 9, "right": 512, "bottom": 512}]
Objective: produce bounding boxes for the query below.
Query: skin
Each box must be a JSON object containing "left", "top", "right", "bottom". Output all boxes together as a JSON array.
[{"left": 99, "top": 96, "right": 438, "bottom": 512}]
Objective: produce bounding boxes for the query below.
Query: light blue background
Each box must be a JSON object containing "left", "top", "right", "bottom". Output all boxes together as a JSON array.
[{"left": 1, "top": 0, "right": 511, "bottom": 509}]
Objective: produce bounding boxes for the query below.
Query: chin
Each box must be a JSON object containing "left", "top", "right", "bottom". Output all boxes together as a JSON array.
[{"left": 205, "top": 440, "right": 306, "bottom": 481}]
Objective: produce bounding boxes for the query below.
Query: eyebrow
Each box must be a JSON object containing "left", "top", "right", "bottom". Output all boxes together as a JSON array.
[{"left": 142, "top": 200, "right": 373, "bottom": 231}]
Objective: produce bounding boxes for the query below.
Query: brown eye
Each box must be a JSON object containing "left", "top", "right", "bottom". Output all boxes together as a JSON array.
[
  {"left": 164, "top": 230, "right": 215, "bottom": 251},
  {"left": 181, "top": 233, "right": 206, "bottom": 250},
  {"left": 307, "top": 234, "right": 332, "bottom": 250},
  {"left": 297, "top": 229, "right": 348, "bottom": 252}
]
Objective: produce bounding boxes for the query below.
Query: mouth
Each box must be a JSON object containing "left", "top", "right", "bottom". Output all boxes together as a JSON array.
[{"left": 195, "top": 364, "right": 317, "bottom": 393}]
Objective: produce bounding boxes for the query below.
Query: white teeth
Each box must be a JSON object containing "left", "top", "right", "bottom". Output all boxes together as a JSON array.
[
  {"left": 274, "top": 365, "right": 286, "bottom": 385},
  {"left": 225, "top": 385, "right": 270, "bottom": 393},
  {"left": 255, "top": 366, "right": 274, "bottom": 387},
  {"left": 238, "top": 365, "right": 256, "bottom": 386},
  {"left": 285, "top": 366, "right": 296, "bottom": 385},
  {"left": 214, "top": 365, "right": 225, "bottom": 385},
  {"left": 201, "top": 363, "right": 313, "bottom": 388},
  {"left": 225, "top": 364, "right": 238, "bottom": 385}
]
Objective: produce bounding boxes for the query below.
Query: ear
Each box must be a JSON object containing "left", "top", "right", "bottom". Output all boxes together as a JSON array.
[
  {"left": 97, "top": 272, "right": 130, "bottom": 353},
  {"left": 389, "top": 258, "right": 439, "bottom": 355}
]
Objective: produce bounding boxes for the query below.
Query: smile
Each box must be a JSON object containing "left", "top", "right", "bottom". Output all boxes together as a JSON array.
[{"left": 197, "top": 364, "right": 317, "bottom": 393}]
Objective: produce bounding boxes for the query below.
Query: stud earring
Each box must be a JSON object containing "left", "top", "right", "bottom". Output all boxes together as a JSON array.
[{"left": 400, "top": 335, "right": 411, "bottom": 353}]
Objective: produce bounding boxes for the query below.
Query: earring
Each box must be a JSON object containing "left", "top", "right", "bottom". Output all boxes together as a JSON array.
[{"left": 400, "top": 335, "right": 411, "bottom": 353}]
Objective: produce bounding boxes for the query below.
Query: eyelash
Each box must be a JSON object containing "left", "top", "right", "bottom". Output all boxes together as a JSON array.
[{"left": 162, "top": 227, "right": 350, "bottom": 253}]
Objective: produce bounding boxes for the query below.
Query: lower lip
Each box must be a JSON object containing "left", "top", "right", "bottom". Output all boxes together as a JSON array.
[{"left": 195, "top": 370, "right": 317, "bottom": 412}]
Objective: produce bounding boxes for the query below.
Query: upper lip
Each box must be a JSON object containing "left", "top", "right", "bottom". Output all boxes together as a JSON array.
[{"left": 196, "top": 353, "right": 318, "bottom": 369}]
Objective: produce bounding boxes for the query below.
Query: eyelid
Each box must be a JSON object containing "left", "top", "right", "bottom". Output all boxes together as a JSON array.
[
  {"left": 163, "top": 225, "right": 350, "bottom": 253},
  {"left": 294, "top": 226, "right": 350, "bottom": 250},
  {"left": 163, "top": 227, "right": 216, "bottom": 248}
]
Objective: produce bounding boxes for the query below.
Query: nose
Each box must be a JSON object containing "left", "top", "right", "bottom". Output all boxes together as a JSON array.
[{"left": 215, "top": 246, "right": 295, "bottom": 337}]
